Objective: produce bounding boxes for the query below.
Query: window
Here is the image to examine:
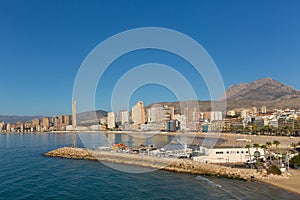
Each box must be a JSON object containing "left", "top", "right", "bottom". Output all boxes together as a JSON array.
[
  {"left": 246, "top": 151, "right": 248, "bottom": 154},
  {"left": 216, "top": 151, "right": 224, "bottom": 154},
  {"left": 226, "top": 151, "right": 229, "bottom": 154},
  {"left": 237, "top": 151, "right": 239, "bottom": 154},
  {"left": 241, "top": 151, "right": 244, "bottom": 154}
]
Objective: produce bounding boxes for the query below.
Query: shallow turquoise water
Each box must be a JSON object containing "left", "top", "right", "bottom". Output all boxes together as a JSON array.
[{"left": 0, "top": 133, "right": 299, "bottom": 200}]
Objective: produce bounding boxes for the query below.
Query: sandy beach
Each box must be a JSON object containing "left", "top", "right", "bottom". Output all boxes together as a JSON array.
[
  {"left": 263, "top": 169, "right": 300, "bottom": 195},
  {"left": 70, "top": 131, "right": 300, "bottom": 148}
]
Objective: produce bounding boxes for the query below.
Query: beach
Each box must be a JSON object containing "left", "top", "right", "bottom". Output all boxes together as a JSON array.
[{"left": 263, "top": 169, "right": 300, "bottom": 195}]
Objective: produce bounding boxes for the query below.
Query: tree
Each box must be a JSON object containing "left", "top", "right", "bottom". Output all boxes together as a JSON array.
[
  {"left": 266, "top": 141, "right": 272, "bottom": 160},
  {"left": 261, "top": 144, "right": 267, "bottom": 162},
  {"left": 244, "top": 126, "right": 250, "bottom": 134},
  {"left": 290, "top": 154, "right": 300, "bottom": 167},
  {"left": 245, "top": 144, "right": 252, "bottom": 168},
  {"left": 252, "top": 124, "right": 258, "bottom": 134},
  {"left": 266, "top": 141, "right": 272, "bottom": 147},
  {"left": 253, "top": 143, "right": 260, "bottom": 161},
  {"left": 273, "top": 140, "right": 281, "bottom": 165},
  {"left": 273, "top": 140, "right": 280, "bottom": 151}
]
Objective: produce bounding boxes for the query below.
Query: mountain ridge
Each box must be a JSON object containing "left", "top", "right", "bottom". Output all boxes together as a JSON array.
[{"left": 224, "top": 77, "right": 300, "bottom": 101}]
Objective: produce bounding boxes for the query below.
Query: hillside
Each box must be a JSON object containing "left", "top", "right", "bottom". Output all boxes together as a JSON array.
[
  {"left": 77, "top": 110, "right": 107, "bottom": 125},
  {"left": 224, "top": 78, "right": 300, "bottom": 101},
  {"left": 145, "top": 78, "right": 300, "bottom": 112},
  {"left": 0, "top": 115, "right": 45, "bottom": 123}
]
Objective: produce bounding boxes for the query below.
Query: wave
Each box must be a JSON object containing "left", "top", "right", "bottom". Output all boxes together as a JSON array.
[{"left": 195, "top": 176, "right": 222, "bottom": 188}]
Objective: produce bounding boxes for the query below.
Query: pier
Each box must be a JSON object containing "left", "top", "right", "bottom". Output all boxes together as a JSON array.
[{"left": 45, "top": 147, "right": 279, "bottom": 181}]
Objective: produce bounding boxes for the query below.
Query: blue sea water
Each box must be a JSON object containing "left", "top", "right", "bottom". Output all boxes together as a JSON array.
[{"left": 0, "top": 133, "right": 299, "bottom": 200}]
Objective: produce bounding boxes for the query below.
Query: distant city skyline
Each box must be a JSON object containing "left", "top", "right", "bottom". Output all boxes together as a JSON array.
[{"left": 0, "top": 1, "right": 300, "bottom": 115}]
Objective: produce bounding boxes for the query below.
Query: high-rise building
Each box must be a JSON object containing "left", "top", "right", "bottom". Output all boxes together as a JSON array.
[
  {"left": 6, "top": 123, "right": 10, "bottom": 132},
  {"left": 145, "top": 109, "right": 151, "bottom": 123},
  {"left": 42, "top": 117, "right": 50, "bottom": 130},
  {"left": 72, "top": 101, "right": 77, "bottom": 129},
  {"left": 117, "top": 110, "right": 129, "bottom": 125},
  {"left": 64, "top": 115, "right": 71, "bottom": 126},
  {"left": 177, "top": 115, "right": 187, "bottom": 130},
  {"left": 107, "top": 112, "right": 116, "bottom": 129},
  {"left": 184, "top": 106, "right": 197, "bottom": 125},
  {"left": 57, "top": 115, "right": 63, "bottom": 130},
  {"left": 150, "top": 104, "right": 163, "bottom": 122},
  {"left": 0, "top": 122, "right": 4, "bottom": 132},
  {"left": 132, "top": 101, "right": 145, "bottom": 125},
  {"left": 169, "top": 106, "right": 175, "bottom": 120},
  {"left": 32, "top": 118, "right": 40, "bottom": 127}
]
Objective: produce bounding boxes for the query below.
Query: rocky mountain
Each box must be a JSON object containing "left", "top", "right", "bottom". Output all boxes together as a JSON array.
[
  {"left": 77, "top": 110, "right": 107, "bottom": 125},
  {"left": 145, "top": 78, "right": 300, "bottom": 112},
  {"left": 0, "top": 110, "right": 107, "bottom": 124},
  {"left": 0, "top": 115, "right": 45, "bottom": 123},
  {"left": 224, "top": 78, "right": 300, "bottom": 101}
]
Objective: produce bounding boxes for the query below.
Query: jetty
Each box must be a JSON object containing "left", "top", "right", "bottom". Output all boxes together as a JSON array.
[{"left": 45, "top": 147, "right": 276, "bottom": 181}]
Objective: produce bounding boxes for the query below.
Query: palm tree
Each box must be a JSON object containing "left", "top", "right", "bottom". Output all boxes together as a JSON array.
[
  {"left": 273, "top": 140, "right": 281, "bottom": 165},
  {"left": 273, "top": 140, "right": 280, "bottom": 152},
  {"left": 261, "top": 144, "right": 267, "bottom": 163},
  {"left": 266, "top": 141, "right": 272, "bottom": 148},
  {"left": 253, "top": 143, "right": 260, "bottom": 161},
  {"left": 245, "top": 144, "right": 252, "bottom": 168},
  {"left": 266, "top": 141, "right": 272, "bottom": 161},
  {"left": 252, "top": 124, "right": 258, "bottom": 134}
]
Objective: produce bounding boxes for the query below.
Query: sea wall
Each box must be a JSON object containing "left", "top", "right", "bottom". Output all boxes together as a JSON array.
[{"left": 45, "top": 147, "right": 273, "bottom": 181}]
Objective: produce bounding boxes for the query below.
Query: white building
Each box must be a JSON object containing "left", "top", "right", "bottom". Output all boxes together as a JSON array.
[
  {"left": 150, "top": 104, "right": 163, "bottom": 122},
  {"left": 193, "top": 146, "right": 265, "bottom": 164},
  {"left": 227, "top": 110, "right": 236, "bottom": 116},
  {"left": 261, "top": 106, "right": 267, "bottom": 114},
  {"left": 269, "top": 119, "right": 278, "bottom": 128},
  {"left": 210, "top": 111, "right": 223, "bottom": 122},
  {"left": 177, "top": 115, "right": 187, "bottom": 130},
  {"left": 117, "top": 110, "right": 129, "bottom": 125},
  {"left": 107, "top": 112, "right": 116, "bottom": 129}
]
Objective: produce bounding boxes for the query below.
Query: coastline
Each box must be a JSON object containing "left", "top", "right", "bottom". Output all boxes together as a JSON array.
[
  {"left": 5, "top": 131, "right": 300, "bottom": 148},
  {"left": 262, "top": 169, "right": 300, "bottom": 196},
  {"left": 45, "top": 147, "right": 284, "bottom": 180},
  {"left": 45, "top": 147, "right": 300, "bottom": 196}
]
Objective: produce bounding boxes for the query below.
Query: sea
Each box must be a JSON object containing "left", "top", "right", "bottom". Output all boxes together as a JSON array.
[{"left": 0, "top": 132, "right": 299, "bottom": 200}]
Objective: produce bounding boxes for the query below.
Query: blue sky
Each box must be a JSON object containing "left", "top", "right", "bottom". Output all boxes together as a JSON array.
[{"left": 0, "top": 0, "right": 299, "bottom": 116}]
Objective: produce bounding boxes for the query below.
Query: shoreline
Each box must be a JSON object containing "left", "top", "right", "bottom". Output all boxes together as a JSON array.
[
  {"left": 262, "top": 169, "right": 300, "bottom": 196},
  {"left": 44, "top": 147, "right": 299, "bottom": 193},
  {"left": 45, "top": 147, "right": 261, "bottom": 180},
  {"left": 45, "top": 147, "right": 300, "bottom": 196},
  {"left": 4, "top": 131, "right": 300, "bottom": 148}
]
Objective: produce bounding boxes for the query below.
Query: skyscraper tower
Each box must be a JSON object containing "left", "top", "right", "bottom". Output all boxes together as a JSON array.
[
  {"left": 72, "top": 101, "right": 77, "bottom": 130},
  {"left": 132, "top": 101, "right": 145, "bottom": 125}
]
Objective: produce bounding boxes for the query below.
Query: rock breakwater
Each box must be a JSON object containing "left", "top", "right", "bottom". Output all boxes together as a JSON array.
[{"left": 45, "top": 147, "right": 284, "bottom": 181}]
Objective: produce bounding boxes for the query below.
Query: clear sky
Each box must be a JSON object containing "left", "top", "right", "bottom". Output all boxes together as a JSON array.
[{"left": 0, "top": 0, "right": 299, "bottom": 116}]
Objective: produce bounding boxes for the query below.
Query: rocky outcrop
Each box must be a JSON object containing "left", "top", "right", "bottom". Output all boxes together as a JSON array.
[
  {"left": 45, "top": 147, "right": 288, "bottom": 181},
  {"left": 224, "top": 78, "right": 300, "bottom": 101}
]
